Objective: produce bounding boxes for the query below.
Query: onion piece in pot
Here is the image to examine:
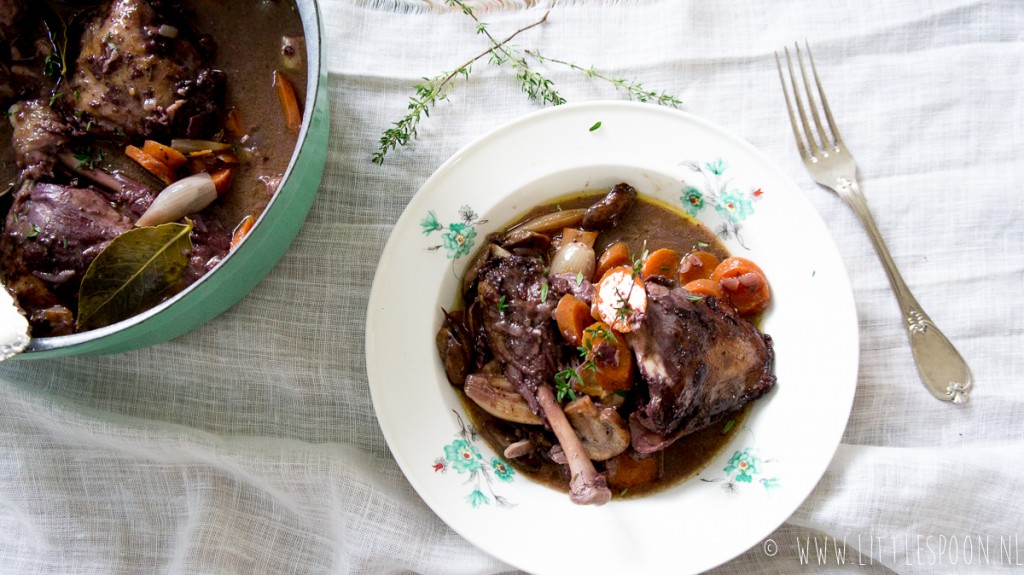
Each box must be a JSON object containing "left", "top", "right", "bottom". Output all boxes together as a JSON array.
[
  {"left": 170, "top": 139, "right": 233, "bottom": 154},
  {"left": 507, "top": 208, "right": 586, "bottom": 235},
  {"left": 549, "top": 240, "right": 595, "bottom": 279},
  {"left": 136, "top": 172, "right": 218, "bottom": 227}
]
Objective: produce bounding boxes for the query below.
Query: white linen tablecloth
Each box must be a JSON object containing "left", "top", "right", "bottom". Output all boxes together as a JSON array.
[{"left": 2, "top": 0, "right": 1022, "bottom": 573}]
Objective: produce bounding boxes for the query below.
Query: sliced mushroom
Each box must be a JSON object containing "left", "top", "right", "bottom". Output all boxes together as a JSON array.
[
  {"left": 503, "top": 438, "right": 536, "bottom": 459},
  {"left": 435, "top": 309, "right": 474, "bottom": 386},
  {"left": 500, "top": 229, "right": 551, "bottom": 251},
  {"left": 464, "top": 373, "right": 544, "bottom": 425},
  {"left": 582, "top": 182, "right": 637, "bottom": 231},
  {"left": 563, "top": 395, "right": 630, "bottom": 461}
]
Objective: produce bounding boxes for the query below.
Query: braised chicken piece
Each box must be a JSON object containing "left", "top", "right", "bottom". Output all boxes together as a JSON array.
[
  {"left": 9, "top": 99, "right": 73, "bottom": 179},
  {"left": 64, "top": 0, "right": 225, "bottom": 139},
  {"left": 625, "top": 282, "right": 776, "bottom": 453},
  {"left": 0, "top": 181, "right": 134, "bottom": 335}
]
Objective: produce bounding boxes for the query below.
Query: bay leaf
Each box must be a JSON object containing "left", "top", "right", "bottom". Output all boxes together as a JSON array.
[{"left": 77, "top": 221, "right": 193, "bottom": 331}]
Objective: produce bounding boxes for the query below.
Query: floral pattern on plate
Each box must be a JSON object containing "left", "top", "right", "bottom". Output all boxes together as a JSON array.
[
  {"left": 420, "top": 206, "right": 487, "bottom": 260},
  {"left": 700, "top": 443, "right": 780, "bottom": 495},
  {"left": 680, "top": 158, "right": 764, "bottom": 248},
  {"left": 432, "top": 411, "right": 517, "bottom": 509}
]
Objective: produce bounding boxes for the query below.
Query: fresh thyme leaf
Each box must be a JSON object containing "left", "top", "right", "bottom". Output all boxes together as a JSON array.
[
  {"left": 43, "top": 54, "right": 60, "bottom": 78},
  {"left": 693, "top": 240, "right": 709, "bottom": 250},
  {"left": 554, "top": 368, "right": 579, "bottom": 402},
  {"left": 48, "top": 92, "right": 62, "bottom": 107},
  {"left": 586, "top": 323, "right": 617, "bottom": 344},
  {"left": 539, "top": 280, "right": 549, "bottom": 302},
  {"left": 27, "top": 224, "right": 41, "bottom": 238},
  {"left": 687, "top": 294, "right": 704, "bottom": 302},
  {"left": 614, "top": 296, "right": 632, "bottom": 322},
  {"left": 497, "top": 294, "right": 508, "bottom": 313},
  {"left": 73, "top": 148, "right": 104, "bottom": 170},
  {"left": 575, "top": 271, "right": 584, "bottom": 287},
  {"left": 589, "top": 121, "right": 602, "bottom": 132},
  {"left": 43, "top": 17, "right": 70, "bottom": 82},
  {"left": 722, "top": 419, "right": 735, "bottom": 435}
]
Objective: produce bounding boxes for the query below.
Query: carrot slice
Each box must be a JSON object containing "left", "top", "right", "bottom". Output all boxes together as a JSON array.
[
  {"left": 126, "top": 145, "right": 175, "bottom": 185},
  {"left": 555, "top": 294, "right": 593, "bottom": 346},
  {"left": 580, "top": 322, "right": 633, "bottom": 392},
  {"left": 641, "top": 248, "right": 680, "bottom": 281},
  {"left": 677, "top": 250, "right": 721, "bottom": 284},
  {"left": 592, "top": 266, "right": 646, "bottom": 333},
  {"left": 683, "top": 278, "right": 727, "bottom": 301},
  {"left": 224, "top": 108, "right": 245, "bottom": 135},
  {"left": 141, "top": 140, "right": 187, "bottom": 170},
  {"left": 711, "top": 257, "right": 771, "bottom": 316},
  {"left": 209, "top": 168, "right": 234, "bottom": 196},
  {"left": 230, "top": 214, "right": 256, "bottom": 250},
  {"left": 274, "top": 70, "right": 302, "bottom": 134},
  {"left": 594, "top": 242, "right": 631, "bottom": 283}
]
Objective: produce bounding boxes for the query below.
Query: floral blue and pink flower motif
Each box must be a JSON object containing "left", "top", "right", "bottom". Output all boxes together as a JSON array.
[
  {"left": 420, "top": 206, "right": 486, "bottom": 260},
  {"left": 432, "top": 411, "right": 517, "bottom": 509},
  {"left": 679, "top": 158, "right": 764, "bottom": 249},
  {"left": 701, "top": 446, "right": 780, "bottom": 494}
]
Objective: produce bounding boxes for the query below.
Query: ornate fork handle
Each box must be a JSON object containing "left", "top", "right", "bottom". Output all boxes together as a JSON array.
[{"left": 834, "top": 176, "right": 973, "bottom": 403}]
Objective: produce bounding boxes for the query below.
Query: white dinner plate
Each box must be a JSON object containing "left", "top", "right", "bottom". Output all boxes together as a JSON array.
[{"left": 366, "top": 101, "right": 858, "bottom": 574}]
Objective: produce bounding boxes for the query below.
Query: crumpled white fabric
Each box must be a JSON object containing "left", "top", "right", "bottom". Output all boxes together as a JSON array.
[{"left": 1, "top": 0, "right": 1022, "bottom": 573}]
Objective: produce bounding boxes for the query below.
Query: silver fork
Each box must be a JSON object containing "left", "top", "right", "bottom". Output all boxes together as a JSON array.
[{"left": 776, "top": 42, "right": 972, "bottom": 404}]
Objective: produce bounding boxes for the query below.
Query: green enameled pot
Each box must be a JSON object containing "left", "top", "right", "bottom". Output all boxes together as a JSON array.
[{"left": 19, "top": 0, "right": 329, "bottom": 359}]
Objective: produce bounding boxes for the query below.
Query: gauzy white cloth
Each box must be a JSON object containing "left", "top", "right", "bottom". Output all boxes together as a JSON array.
[{"left": 2, "top": 1, "right": 1022, "bottom": 573}]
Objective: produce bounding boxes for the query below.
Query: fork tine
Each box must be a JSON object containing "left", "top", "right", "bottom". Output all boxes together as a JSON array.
[
  {"left": 804, "top": 41, "right": 845, "bottom": 150},
  {"left": 774, "top": 51, "right": 809, "bottom": 159},
  {"left": 782, "top": 46, "right": 820, "bottom": 157},
  {"left": 794, "top": 42, "right": 832, "bottom": 151}
]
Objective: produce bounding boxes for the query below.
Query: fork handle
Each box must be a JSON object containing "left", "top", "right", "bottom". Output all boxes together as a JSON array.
[{"left": 836, "top": 177, "right": 973, "bottom": 404}]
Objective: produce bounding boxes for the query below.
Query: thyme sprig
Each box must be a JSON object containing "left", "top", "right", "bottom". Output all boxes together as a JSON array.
[
  {"left": 554, "top": 368, "right": 580, "bottom": 402},
  {"left": 372, "top": 3, "right": 552, "bottom": 165},
  {"left": 554, "top": 324, "right": 619, "bottom": 403},
  {"left": 525, "top": 50, "right": 683, "bottom": 107},
  {"left": 373, "top": 0, "right": 681, "bottom": 164}
]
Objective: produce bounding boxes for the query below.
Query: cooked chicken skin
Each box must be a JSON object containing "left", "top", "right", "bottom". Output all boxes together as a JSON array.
[{"left": 65, "top": 0, "right": 223, "bottom": 139}]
